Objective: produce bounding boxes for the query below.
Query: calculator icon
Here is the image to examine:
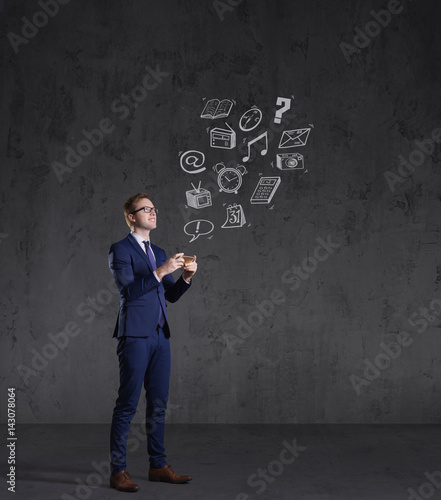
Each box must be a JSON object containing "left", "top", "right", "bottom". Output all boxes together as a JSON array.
[{"left": 250, "top": 176, "right": 281, "bottom": 204}]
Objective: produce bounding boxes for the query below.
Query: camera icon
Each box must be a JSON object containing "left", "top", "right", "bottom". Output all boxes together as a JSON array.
[{"left": 276, "top": 153, "right": 304, "bottom": 170}]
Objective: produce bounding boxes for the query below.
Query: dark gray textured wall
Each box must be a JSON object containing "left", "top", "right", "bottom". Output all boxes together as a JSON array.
[{"left": 1, "top": 0, "right": 441, "bottom": 424}]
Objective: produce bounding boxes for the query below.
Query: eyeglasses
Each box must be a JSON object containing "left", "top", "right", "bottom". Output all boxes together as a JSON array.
[{"left": 130, "top": 206, "right": 159, "bottom": 215}]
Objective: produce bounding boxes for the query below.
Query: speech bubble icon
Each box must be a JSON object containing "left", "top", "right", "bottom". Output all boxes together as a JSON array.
[{"left": 184, "top": 219, "right": 214, "bottom": 243}]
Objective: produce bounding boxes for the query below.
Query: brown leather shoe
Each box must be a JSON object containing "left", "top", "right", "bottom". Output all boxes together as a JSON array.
[
  {"left": 149, "top": 464, "right": 192, "bottom": 483},
  {"left": 110, "top": 470, "right": 140, "bottom": 492}
]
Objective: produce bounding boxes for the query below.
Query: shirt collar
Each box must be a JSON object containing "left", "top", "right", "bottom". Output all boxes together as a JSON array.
[{"left": 131, "top": 230, "right": 150, "bottom": 246}]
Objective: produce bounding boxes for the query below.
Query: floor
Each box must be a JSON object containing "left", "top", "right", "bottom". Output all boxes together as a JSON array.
[{"left": 3, "top": 424, "right": 441, "bottom": 499}]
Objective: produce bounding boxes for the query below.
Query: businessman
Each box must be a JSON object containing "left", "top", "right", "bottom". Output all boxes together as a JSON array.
[{"left": 108, "top": 192, "right": 197, "bottom": 492}]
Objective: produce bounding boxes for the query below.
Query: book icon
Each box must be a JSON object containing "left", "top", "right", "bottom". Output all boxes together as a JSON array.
[{"left": 201, "top": 99, "right": 233, "bottom": 119}]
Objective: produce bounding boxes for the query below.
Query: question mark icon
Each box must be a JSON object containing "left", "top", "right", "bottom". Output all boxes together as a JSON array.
[{"left": 274, "top": 97, "right": 291, "bottom": 124}]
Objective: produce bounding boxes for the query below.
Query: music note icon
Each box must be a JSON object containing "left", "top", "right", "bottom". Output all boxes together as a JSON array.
[{"left": 242, "top": 131, "right": 268, "bottom": 162}]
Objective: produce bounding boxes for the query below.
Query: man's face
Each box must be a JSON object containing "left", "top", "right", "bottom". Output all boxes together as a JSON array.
[{"left": 130, "top": 198, "right": 157, "bottom": 231}]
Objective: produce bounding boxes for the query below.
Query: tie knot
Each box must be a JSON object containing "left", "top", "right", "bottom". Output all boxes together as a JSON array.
[{"left": 144, "top": 240, "right": 150, "bottom": 248}]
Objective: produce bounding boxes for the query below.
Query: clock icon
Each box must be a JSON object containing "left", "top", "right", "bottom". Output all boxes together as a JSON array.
[
  {"left": 239, "top": 107, "right": 263, "bottom": 132},
  {"left": 213, "top": 163, "right": 247, "bottom": 194}
]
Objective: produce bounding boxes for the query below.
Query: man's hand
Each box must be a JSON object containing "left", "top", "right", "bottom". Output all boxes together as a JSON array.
[
  {"left": 183, "top": 255, "right": 197, "bottom": 282},
  {"left": 156, "top": 253, "right": 185, "bottom": 280}
]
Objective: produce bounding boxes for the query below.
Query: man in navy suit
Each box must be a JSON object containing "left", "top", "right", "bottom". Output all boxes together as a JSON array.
[{"left": 108, "top": 193, "right": 197, "bottom": 492}]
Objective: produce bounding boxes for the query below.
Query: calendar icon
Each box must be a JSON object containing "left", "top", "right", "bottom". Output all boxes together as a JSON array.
[
  {"left": 250, "top": 177, "right": 281, "bottom": 204},
  {"left": 222, "top": 203, "right": 246, "bottom": 228}
]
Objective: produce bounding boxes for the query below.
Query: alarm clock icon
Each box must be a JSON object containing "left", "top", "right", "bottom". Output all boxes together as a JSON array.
[{"left": 213, "top": 163, "right": 247, "bottom": 194}]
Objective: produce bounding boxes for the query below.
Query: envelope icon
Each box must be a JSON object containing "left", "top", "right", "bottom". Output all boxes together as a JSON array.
[{"left": 278, "top": 128, "right": 311, "bottom": 148}]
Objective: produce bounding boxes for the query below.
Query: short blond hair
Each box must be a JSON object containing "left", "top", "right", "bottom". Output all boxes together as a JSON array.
[{"left": 123, "top": 193, "right": 150, "bottom": 229}]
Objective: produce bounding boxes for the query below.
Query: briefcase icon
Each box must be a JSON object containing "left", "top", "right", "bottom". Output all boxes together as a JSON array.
[{"left": 278, "top": 128, "right": 311, "bottom": 148}]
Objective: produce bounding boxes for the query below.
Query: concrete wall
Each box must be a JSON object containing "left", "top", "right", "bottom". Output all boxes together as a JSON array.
[{"left": 1, "top": 0, "right": 441, "bottom": 423}]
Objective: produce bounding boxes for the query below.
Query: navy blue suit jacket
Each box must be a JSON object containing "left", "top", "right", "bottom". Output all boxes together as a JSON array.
[{"left": 109, "top": 233, "right": 191, "bottom": 338}]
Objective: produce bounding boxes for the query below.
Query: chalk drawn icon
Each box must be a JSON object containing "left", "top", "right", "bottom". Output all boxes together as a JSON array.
[
  {"left": 222, "top": 204, "right": 246, "bottom": 228},
  {"left": 185, "top": 182, "right": 212, "bottom": 209},
  {"left": 201, "top": 99, "right": 233, "bottom": 119},
  {"left": 276, "top": 152, "right": 304, "bottom": 170},
  {"left": 278, "top": 128, "right": 311, "bottom": 148},
  {"left": 213, "top": 163, "right": 247, "bottom": 194},
  {"left": 274, "top": 97, "right": 291, "bottom": 124},
  {"left": 239, "top": 107, "right": 263, "bottom": 132},
  {"left": 250, "top": 176, "right": 281, "bottom": 204},
  {"left": 242, "top": 131, "right": 268, "bottom": 162},
  {"left": 184, "top": 219, "right": 214, "bottom": 243},
  {"left": 180, "top": 150, "right": 206, "bottom": 174},
  {"left": 210, "top": 123, "right": 236, "bottom": 149}
]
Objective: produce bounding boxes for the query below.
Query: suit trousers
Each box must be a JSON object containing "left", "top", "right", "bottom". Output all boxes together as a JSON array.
[{"left": 110, "top": 327, "right": 171, "bottom": 474}]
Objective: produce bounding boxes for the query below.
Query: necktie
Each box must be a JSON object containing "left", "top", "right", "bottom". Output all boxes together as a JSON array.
[{"left": 144, "top": 241, "right": 165, "bottom": 328}]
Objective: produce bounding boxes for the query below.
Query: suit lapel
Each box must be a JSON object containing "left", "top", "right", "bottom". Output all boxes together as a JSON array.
[
  {"left": 127, "top": 233, "right": 154, "bottom": 273},
  {"left": 151, "top": 242, "right": 165, "bottom": 266}
]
